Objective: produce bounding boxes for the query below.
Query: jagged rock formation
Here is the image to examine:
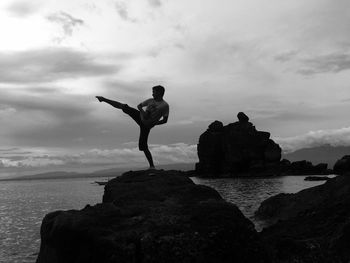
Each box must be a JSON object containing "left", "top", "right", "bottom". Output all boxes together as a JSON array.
[
  {"left": 255, "top": 175, "right": 350, "bottom": 262},
  {"left": 196, "top": 112, "right": 332, "bottom": 177},
  {"left": 196, "top": 112, "right": 282, "bottom": 176},
  {"left": 36, "top": 170, "right": 270, "bottom": 263},
  {"left": 334, "top": 155, "right": 350, "bottom": 175}
]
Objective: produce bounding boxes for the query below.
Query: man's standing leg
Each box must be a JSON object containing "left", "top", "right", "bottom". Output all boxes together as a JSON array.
[
  {"left": 143, "top": 149, "right": 155, "bottom": 169},
  {"left": 139, "top": 126, "right": 155, "bottom": 169}
]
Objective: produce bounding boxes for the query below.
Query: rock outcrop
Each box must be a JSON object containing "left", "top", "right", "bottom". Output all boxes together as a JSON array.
[
  {"left": 196, "top": 112, "right": 282, "bottom": 176},
  {"left": 36, "top": 170, "right": 270, "bottom": 263},
  {"left": 304, "top": 175, "right": 330, "bottom": 181},
  {"left": 334, "top": 155, "right": 350, "bottom": 175},
  {"left": 195, "top": 113, "right": 332, "bottom": 177},
  {"left": 284, "top": 160, "right": 331, "bottom": 175},
  {"left": 255, "top": 175, "right": 350, "bottom": 262}
]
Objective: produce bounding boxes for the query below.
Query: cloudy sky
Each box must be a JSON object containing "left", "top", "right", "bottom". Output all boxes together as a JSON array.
[{"left": 0, "top": 0, "right": 350, "bottom": 177}]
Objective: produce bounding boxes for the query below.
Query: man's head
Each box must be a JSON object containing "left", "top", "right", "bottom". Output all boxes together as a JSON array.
[{"left": 152, "top": 85, "right": 165, "bottom": 100}]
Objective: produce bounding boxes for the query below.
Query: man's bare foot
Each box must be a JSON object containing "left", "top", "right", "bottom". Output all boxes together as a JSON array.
[{"left": 96, "top": 96, "right": 104, "bottom": 102}]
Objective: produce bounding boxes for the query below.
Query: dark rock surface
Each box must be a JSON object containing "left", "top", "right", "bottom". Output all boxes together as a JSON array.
[
  {"left": 304, "top": 175, "right": 330, "bottom": 181},
  {"left": 237, "top": 112, "right": 249, "bottom": 123},
  {"left": 196, "top": 121, "right": 224, "bottom": 175},
  {"left": 195, "top": 112, "right": 331, "bottom": 177},
  {"left": 285, "top": 160, "right": 332, "bottom": 175},
  {"left": 334, "top": 155, "right": 350, "bottom": 175},
  {"left": 36, "top": 170, "right": 269, "bottom": 263},
  {"left": 196, "top": 112, "right": 282, "bottom": 176},
  {"left": 256, "top": 175, "right": 350, "bottom": 262}
]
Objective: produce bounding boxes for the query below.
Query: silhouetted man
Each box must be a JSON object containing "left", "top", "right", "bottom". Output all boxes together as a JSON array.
[{"left": 96, "top": 85, "right": 169, "bottom": 170}]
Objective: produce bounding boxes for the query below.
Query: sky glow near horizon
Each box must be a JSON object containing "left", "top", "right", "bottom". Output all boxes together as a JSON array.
[{"left": 0, "top": 0, "right": 350, "bottom": 176}]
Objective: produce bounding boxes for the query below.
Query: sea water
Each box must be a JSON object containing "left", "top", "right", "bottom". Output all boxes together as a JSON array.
[{"left": 0, "top": 175, "right": 330, "bottom": 263}]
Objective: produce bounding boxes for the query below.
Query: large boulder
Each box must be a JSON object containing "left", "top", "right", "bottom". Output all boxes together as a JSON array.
[
  {"left": 196, "top": 112, "right": 282, "bottom": 176},
  {"left": 36, "top": 170, "right": 270, "bottom": 263},
  {"left": 256, "top": 175, "right": 350, "bottom": 262},
  {"left": 334, "top": 155, "right": 350, "bottom": 175},
  {"left": 195, "top": 121, "right": 224, "bottom": 175}
]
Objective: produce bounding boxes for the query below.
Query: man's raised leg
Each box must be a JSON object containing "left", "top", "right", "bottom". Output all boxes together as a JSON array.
[
  {"left": 96, "top": 96, "right": 125, "bottom": 109},
  {"left": 97, "top": 96, "right": 155, "bottom": 169}
]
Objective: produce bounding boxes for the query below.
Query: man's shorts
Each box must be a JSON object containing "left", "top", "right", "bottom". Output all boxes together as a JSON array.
[{"left": 122, "top": 104, "right": 151, "bottom": 151}]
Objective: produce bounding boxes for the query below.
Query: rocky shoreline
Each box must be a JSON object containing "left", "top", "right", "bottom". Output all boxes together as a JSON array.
[
  {"left": 36, "top": 170, "right": 270, "bottom": 263},
  {"left": 256, "top": 174, "right": 350, "bottom": 262},
  {"left": 36, "top": 169, "right": 350, "bottom": 263}
]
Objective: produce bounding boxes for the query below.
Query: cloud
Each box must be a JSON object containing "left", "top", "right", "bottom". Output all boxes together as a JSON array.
[
  {"left": 0, "top": 106, "right": 17, "bottom": 117},
  {"left": 0, "top": 87, "right": 106, "bottom": 148},
  {"left": 274, "top": 127, "right": 350, "bottom": 153},
  {"left": 102, "top": 79, "right": 158, "bottom": 102},
  {"left": 254, "top": 109, "right": 326, "bottom": 123},
  {"left": 15, "top": 86, "right": 61, "bottom": 94},
  {"left": 0, "top": 148, "right": 31, "bottom": 154},
  {"left": 1, "top": 157, "right": 64, "bottom": 168},
  {"left": 148, "top": 0, "right": 162, "bottom": 8},
  {"left": 74, "top": 143, "right": 198, "bottom": 166},
  {"left": 151, "top": 143, "right": 197, "bottom": 163},
  {"left": 341, "top": 98, "right": 350, "bottom": 102},
  {"left": 0, "top": 93, "right": 91, "bottom": 120},
  {"left": 298, "top": 52, "right": 350, "bottom": 75},
  {"left": 0, "top": 147, "right": 63, "bottom": 168},
  {"left": 47, "top": 11, "right": 84, "bottom": 42},
  {"left": 0, "top": 143, "right": 197, "bottom": 171},
  {"left": 114, "top": 2, "right": 137, "bottom": 22},
  {"left": 6, "top": 1, "right": 40, "bottom": 17},
  {"left": 0, "top": 48, "right": 119, "bottom": 84},
  {"left": 274, "top": 51, "right": 298, "bottom": 62},
  {"left": 170, "top": 116, "right": 213, "bottom": 126}
]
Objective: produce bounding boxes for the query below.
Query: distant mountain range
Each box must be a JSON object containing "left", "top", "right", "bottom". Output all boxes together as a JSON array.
[
  {"left": 283, "top": 145, "right": 350, "bottom": 168},
  {"left": 0, "top": 162, "right": 195, "bottom": 181}
]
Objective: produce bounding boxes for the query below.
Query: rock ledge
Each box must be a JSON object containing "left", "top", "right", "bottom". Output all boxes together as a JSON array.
[{"left": 36, "top": 170, "right": 269, "bottom": 263}]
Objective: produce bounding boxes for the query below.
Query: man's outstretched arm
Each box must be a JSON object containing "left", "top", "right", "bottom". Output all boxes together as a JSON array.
[
  {"left": 137, "top": 103, "right": 146, "bottom": 115},
  {"left": 96, "top": 96, "right": 124, "bottom": 109}
]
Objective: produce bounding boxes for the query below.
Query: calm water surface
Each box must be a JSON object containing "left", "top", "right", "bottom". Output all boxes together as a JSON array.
[
  {"left": 0, "top": 175, "right": 331, "bottom": 262},
  {"left": 191, "top": 176, "right": 333, "bottom": 230},
  {"left": 0, "top": 177, "right": 106, "bottom": 263}
]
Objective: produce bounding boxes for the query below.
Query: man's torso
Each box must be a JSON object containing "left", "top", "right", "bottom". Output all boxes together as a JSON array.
[{"left": 141, "top": 98, "right": 169, "bottom": 127}]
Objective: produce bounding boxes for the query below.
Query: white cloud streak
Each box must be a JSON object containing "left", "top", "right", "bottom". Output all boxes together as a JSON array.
[
  {"left": 47, "top": 11, "right": 84, "bottom": 42},
  {"left": 6, "top": 1, "right": 41, "bottom": 17},
  {"left": 148, "top": 0, "right": 162, "bottom": 8},
  {"left": 298, "top": 52, "right": 350, "bottom": 75},
  {"left": 0, "top": 48, "right": 118, "bottom": 84},
  {"left": 274, "top": 127, "right": 350, "bottom": 153},
  {"left": 0, "top": 143, "right": 198, "bottom": 170}
]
